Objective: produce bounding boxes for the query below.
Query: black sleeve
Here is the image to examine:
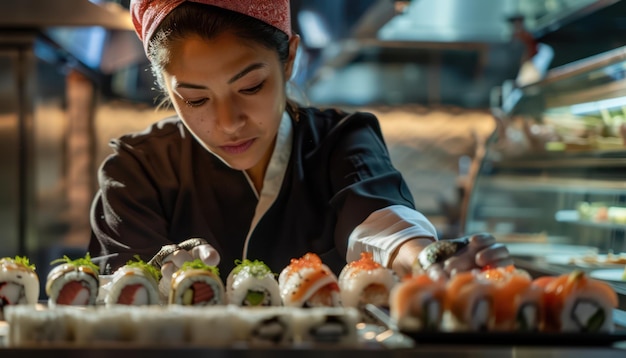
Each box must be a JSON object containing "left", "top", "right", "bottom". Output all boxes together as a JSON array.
[
  {"left": 88, "top": 140, "right": 174, "bottom": 270},
  {"left": 323, "top": 112, "right": 416, "bottom": 257}
]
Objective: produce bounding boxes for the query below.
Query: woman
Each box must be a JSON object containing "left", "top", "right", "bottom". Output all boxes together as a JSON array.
[{"left": 88, "top": 0, "right": 511, "bottom": 283}]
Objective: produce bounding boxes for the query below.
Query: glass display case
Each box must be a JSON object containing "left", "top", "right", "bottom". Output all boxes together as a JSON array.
[{"left": 464, "top": 46, "right": 626, "bottom": 313}]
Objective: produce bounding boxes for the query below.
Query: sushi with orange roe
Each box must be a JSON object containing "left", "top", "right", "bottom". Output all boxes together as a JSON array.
[
  {"left": 338, "top": 252, "right": 397, "bottom": 310},
  {"left": 278, "top": 253, "right": 340, "bottom": 307},
  {"left": 532, "top": 270, "right": 618, "bottom": 333},
  {"left": 471, "top": 265, "right": 544, "bottom": 331},
  {"left": 444, "top": 265, "right": 545, "bottom": 332},
  {"left": 389, "top": 272, "right": 446, "bottom": 331}
]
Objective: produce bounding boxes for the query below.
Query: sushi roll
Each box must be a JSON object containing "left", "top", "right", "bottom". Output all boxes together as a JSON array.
[
  {"left": 278, "top": 253, "right": 341, "bottom": 308},
  {"left": 389, "top": 273, "right": 446, "bottom": 331},
  {"left": 0, "top": 256, "right": 39, "bottom": 320},
  {"left": 4, "top": 305, "right": 78, "bottom": 346},
  {"left": 226, "top": 259, "right": 281, "bottom": 306},
  {"left": 46, "top": 254, "right": 100, "bottom": 307},
  {"left": 105, "top": 257, "right": 161, "bottom": 306},
  {"left": 444, "top": 269, "right": 496, "bottom": 331},
  {"left": 169, "top": 259, "right": 225, "bottom": 306},
  {"left": 473, "top": 265, "right": 543, "bottom": 332},
  {"left": 175, "top": 305, "right": 239, "bottom": 347},
  {"left": 234, "top": 306, "right": 294, "bottom": 346},
  {"left": 338, "top": 252, "right": 397, "bottom": 310},
  {"left": 533, "top": 270, "right": 618, "bottom": 333},
  {"left": 291, "top": 307, "right": 359, "bottom": 346},
  {"left": 444, "top": 265, "right": 545, "bottom": 332}
]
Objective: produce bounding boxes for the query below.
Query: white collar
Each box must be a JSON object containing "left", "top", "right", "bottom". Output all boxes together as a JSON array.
[{"left": 242, "top": 111, "right": 293, "bottom": 258}]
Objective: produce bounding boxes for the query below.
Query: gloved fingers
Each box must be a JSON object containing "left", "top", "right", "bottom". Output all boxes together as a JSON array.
[
  {"left": 474, "top": 243, "right": 511, "bottom": 267},
  {"left": 190, "top": 244, "right": 221, "bottom": 266},
  {"left": 164, "top": 249, "right": 194, "bottom": 268},
  {"left": 467, "top": 233, "right": 496, "bottom": 250}
]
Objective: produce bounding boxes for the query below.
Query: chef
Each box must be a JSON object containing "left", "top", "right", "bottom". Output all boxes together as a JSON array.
[{"left": 88, "top": 0, "right": 511, "bottom": 283}]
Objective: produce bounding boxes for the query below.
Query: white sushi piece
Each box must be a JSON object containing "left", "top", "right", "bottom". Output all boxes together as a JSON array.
[
  {"left": 291, "top": 307, "right": 359, "bottom": 346},
  {"left": 169, "top": 266, "right": 225, "bottom": 306},
  {"left": 338, "top": 252, "right": 397, "bottom": 309},
  {"left": 278, "top": 253, "right": 341, "bottom": 307},
  {"left": 5, "top": 305, "right": 77, "bottom": 346},
  {"left": 129, "top": 306, "right": 188, "bottom": 345},
  {"left": 73, "top": 306, "right": 137, "bottom": 344},
  {"left": 0, "top": 257, "right": 40, "bottom": 320},
  {"left": 389, "top": 273, "right": 446, "bottom": 332},
  {"left": 46, "top": 263, "right": 99, "bottom": 307},
  {"left": 171, "top": 305, "right": 238, "bottom": 347},
  {"left": 226, "top": 260, "right": 281, "bottom": 307},
  {"left": 230, "top": 306, "right": 294, "bottom": 347},
  {"left": 105, "top": 265, "right": 161, "bottom": 306}
]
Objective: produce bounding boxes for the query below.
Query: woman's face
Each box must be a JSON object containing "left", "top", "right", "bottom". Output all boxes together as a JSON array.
[{"left": 162, "top": 32, "right": 298, "bottom": 173}]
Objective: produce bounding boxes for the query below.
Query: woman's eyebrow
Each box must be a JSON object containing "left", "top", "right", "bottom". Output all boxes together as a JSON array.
[
  {"left": 228, "top": 62, "right": 267, "bottom": 84},
  {"left": 174, "top": 63, "right": 268, "bottom": 89}
]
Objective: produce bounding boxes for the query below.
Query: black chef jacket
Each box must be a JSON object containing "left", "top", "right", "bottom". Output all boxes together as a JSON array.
[{"left": 88, "top": 106, "right": 416, "bottom": 281}]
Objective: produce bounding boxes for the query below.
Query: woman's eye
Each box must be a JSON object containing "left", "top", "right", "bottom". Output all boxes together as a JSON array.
[
  {"left": 241, "top": 82, "right": 264, "bottom": 95},
  {"left": 184, "top": 98, "right": 208, "bottom": 107}
]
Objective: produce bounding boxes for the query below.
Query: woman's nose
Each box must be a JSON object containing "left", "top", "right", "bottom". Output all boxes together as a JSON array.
[{"left": 215, "top": 98, "right": 245, "bottom": 134}]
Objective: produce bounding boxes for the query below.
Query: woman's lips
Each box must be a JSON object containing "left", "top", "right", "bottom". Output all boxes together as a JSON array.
[{"left": 220, "top": 139, "right": 255, "bottom": 155}]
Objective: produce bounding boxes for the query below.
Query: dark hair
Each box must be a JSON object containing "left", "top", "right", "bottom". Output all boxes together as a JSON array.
[{"left": 148, "top": 2, "right": 290, "bottom": 95}]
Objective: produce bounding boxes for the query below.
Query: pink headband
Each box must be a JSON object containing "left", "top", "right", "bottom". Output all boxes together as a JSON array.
[{"left": 130, "top": 0, "right": 292, "bottom": 56}]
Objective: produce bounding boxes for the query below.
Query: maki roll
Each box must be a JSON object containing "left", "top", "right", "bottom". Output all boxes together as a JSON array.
[
  {"left": 226, "top": 259, "right": 281, "bottom": 306},
  {"left": 291, "top": 307, "right": 359, "bottom": 346},
  {"left": 445, "top": 266, "right": 548, "bottom": 332},
  {"left": 278, "top": 253, "right": 341, "bottom": 308},
  {"left": 533, "top": 270, "right": 618, "bottom": 333},
  {"left": 473, "top": 265, "right": 543, "bottom": 332},
  {"left": 0, "top": 256, "right": 39, "bottom": 320},
  {"left": 46, "top": 254, "right": 100, "bottom": 307},
  {"left": 105, "top": 257, "right": 161, "bottom": 306},
  {"left": 338, "top": 252, "right": 397, "bottom": 309},
  {"left": 169, "top": 259, "right": 225, "bottom": 306},
  {"left": 389, "top": 273, "right": 446, "bottom": 331}
]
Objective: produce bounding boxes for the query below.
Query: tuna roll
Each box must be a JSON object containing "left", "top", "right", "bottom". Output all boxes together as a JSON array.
[
  {"left": 46, "top": 254, "right": 100, "bottom": 307},
  {"left": 105, "top": 257, "right": 161, "bottom": 306}
]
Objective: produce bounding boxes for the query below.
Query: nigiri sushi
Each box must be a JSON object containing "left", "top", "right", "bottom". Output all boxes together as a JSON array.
[
  {"left": 533, "top": 270, "right": 618, "bottom": 333},
  {"left": 389, "top": 272, "right": 446, "bottom": 331},
  {"left": 278, "top": 253, "right": 341, "bottom": 308},
  {"left": 338, "top": 252, "right": 397, "bottom": 309},
  {"left": 226, "top": 259, "right": 281, "bottom": 306},
  {"left": 105, "top": 257, "right": 161, "bottom": 306},
  {"left": 169, "top": 259, "right": 224, "bottom": 306},
  {"left": 0, "top": 256, "right": 39, "bottom": 320},
  {"left": 46, "top": 254, "right": 100, "bottom": 307}
]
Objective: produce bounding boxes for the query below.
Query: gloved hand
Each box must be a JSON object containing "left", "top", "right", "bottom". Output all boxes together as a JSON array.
[
  {"left": 149, "top": 238, "right": 221, "bottom": 298},
  {"left": 415, "top": 233, "right": 512, "bottom": 280}
]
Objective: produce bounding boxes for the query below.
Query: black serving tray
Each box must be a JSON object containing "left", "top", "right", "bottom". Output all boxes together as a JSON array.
[{"left": 399, "top": 330, "right": 626, "bottom": 347}]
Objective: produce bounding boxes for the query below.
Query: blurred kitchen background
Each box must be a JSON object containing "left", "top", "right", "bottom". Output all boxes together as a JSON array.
[{"left": 1, "top": 0, "right": 626, "bottom": 285}]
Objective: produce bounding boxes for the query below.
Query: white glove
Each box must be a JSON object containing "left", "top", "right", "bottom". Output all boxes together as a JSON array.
[{"left": 149, "top": 238, "right": 221, "bottom": 299}]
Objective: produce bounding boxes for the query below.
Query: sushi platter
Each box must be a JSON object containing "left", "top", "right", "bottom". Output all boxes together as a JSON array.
[{"left": 1, "top": 251, "right": 626, "bottom": 350}]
